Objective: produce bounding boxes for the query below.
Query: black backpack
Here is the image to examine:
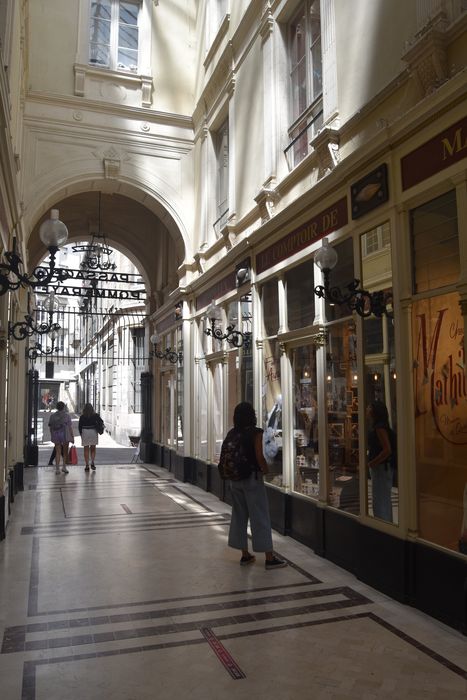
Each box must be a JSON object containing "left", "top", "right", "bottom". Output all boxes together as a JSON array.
[{"left": 218, "top": 428, "right": 256, "bottom": 481}]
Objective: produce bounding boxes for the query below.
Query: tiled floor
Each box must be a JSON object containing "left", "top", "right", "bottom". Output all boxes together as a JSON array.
[{"left": 0, "top": 464, "right": 466, "bottom": 699}]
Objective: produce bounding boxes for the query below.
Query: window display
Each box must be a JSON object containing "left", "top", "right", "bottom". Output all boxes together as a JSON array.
[
  {"left": 326, "top": 321, "right": 360, "bottom": 514},
  {"left": 360, "top": 222, "right": 398, "bottom": 524},
  {"left": 286, "top": 260, "right": 315, "bottom": 330},
  {"left": 212, "top": 361, "right": 224, "bottom": 463},
  {"left": 262, "top": 279, "right": 279, "bottom": 336},
  {"left": 262, "top": 338, "right": 283, "bottom": 487},
  {"left": 291, "top": 345, "right": 319, "bottom": 497},
  {"left": 413, "top": 292, "right": 467, "bottom": 554}
]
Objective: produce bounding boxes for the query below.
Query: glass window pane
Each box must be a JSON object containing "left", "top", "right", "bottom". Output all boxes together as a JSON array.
[
  {"left": 212, "top": 362, "right": 224, "bottom": 462},
  {"left": 327, "top": 321, "right": 360, "bottom": 514},
  {"left": 325, "top": 238, "right": 354, "bottom": 322},
  {"left": 411, "top": 190, "right": 459, "bottom": 294},
  {"left": 119, "top": 25, "right": 138, "bottom": 49},
  {"left": 361, "top": 221, "right": 398, "bottom": 524},
  {"left": 90, "top": 0, "right": 111, "bottom": 20},
  {"left": 292, "top": 345, "right": 319, "bottom": 497},
  {"left": 286, "top": 260, "right": 315, "bottom": 330},
  {"left": 262, "top": 338, "right": 283, "bottom": 488},
  {"left": 412, "top": 292, "right": 467, "bottom": 555},
  {"left": 117, "top": 48, "right": 138, "bottom": 70},
  {"left": 120, "top": 1, "right": 139, "bottom": 24},
  {"left": 198, "top": 359, "right": 208, "bottom": 459},
  {"left": 262, "top": 279, "right": 279, "bottom": 337}
]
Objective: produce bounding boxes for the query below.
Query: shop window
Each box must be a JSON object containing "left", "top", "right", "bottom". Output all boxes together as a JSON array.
[
  {"left": 131, "top": 328, "right": 144, "bottom": 413},
  {"left": 89, "top": 0, "right": 140, "bottom": 73},
  {"left": 325, "top": 238, "right": 354, "bottom": 322},
  {"left": 262, "top": 338, "right": 283, "bottom": 488},
  {"left": 262, "top": 279, "right": 279, "bottom": 337},
  {"left": 291, "top": 345, "right": 319, "bottom": 497},
  {"left": 286, "top": 260, "right": 315, "bottom": 330},
  {"left": 285, "top": 0, "right": 323, "bottom": 169},
  {"left": 410, "top": 190, "right": 459, "bottom": 294},
  {"left": 161, "top": 371, "right": 176, "bottom": 447},
  {"left": 413, "top": 290, "right": 467, "bottom": 555},
  {"left": 212, "top": 361, "right": 224, "bottom": 462},
  {"left": 176, "top": 330, "right": 184, "bottom": 450},
  {"left": 360, "top": 222, "right": 398, "bottom": 524},
  {"left": 326, "top": 321, "right": 360, "bottom": 514},
  {"left": 198, "top": 358, "right": 208, "bottom": 460}
]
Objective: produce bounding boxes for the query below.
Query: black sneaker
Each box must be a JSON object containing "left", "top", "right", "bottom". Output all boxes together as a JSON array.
[
  {"left": 240, "top": 554, "right": 255, "bottom": 566},
  {"left": 265, "top": 556, "right": 287, "bottom": 570},
  {"left": 85, "top": 465, "right": 90, "bottom": 472},
  {"left": 91, "top": 463, "right": 96, "bottom": 470}
]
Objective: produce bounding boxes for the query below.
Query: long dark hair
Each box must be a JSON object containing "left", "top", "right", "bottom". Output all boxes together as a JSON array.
[
  {"left": 233, "top": 402, "right": 257, "bottom": 429},
  {"left": 369, "top": 400, "right": 390, "bottom": 427},
  {"left": 82, "top": 403, "right": 96, "bottom": 418}
]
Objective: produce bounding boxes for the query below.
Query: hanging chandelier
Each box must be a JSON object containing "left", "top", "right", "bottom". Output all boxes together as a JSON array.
[{"left": 72, "top": 192, "right": 117, "bottom": 271}]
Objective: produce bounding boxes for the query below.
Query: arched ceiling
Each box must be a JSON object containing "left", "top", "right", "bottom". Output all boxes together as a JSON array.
[{"left": 28, "top": 191, "right": 183, "bottom": 311}]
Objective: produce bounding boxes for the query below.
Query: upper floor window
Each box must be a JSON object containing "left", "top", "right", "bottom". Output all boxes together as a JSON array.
[
  {"left": 286, "top": 0, "right": 323, "bottom": 169},
  {"left": 214, "top": 119, "right": 229, "bottom": 235},
  {"left": 89, "top": 0, "right": 140, "bottom": 73}
]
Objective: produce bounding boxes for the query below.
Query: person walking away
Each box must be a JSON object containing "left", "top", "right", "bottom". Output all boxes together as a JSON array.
[
  {"left": 78, "top": 403, "right": 103, "bottom": 472},
  {"left": 48, "top": 404, "right": 74, "bottom": 465},
  {"left": 367, "top": 400, "right": 394, "bottom": 523},
  {"left": 222, "top": 402, "right": 287, "bottom": 569},
  {"left": 48, "top": 402, "right": 74, "bottom": 475}
]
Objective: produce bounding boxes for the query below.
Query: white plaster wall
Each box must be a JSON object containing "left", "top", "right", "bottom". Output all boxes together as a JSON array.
[{"left": 334, "top": 0, "right": 418, "bottom": 123}]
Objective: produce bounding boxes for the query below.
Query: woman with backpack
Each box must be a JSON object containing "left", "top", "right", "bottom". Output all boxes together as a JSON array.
[
  {"left": 367, "top": 400, "right": 395, "bottom": 523},
  {"left": 221, "top": 402, "right": 287, "bottom": 570},
  {"left": 78, "top": 403, "right": 104, "bottom": 472}
]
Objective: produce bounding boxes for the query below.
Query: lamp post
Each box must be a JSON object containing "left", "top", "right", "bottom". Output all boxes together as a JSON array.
[
  {"left": 313, "top": 237, "right": 393, "bottom": 318},
  {"left": 9, "top": 291, "right": 61, "bottom": 341},
  {"left": 0, "top": 209, "right": 70, "bottom": 295}
]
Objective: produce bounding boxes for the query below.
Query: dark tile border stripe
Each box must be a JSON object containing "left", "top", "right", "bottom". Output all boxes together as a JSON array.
[
  {"left": 20, "top": 612, "right": 467, "bottom": 700},
  {"left": 120, "top": 504, "right": 132, "bottom": 514},
  {"left": 201, "top": 627, "right": 246, "bottom": 679},
  {"left": 22, "top": 520, "right": 230, "bottom": 539}
]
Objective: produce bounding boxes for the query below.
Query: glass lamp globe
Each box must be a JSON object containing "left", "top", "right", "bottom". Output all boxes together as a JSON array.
[
  {"left": 314, "top": 237, "right": 338, "bottom": 271},
  {"left": 206, "top": 300, "right": 221, "bottom": 321},
  {"left": 39, "top": 209, "right": 69, "bottom": 248},
  {"left": 150, "top": 333, "right": 159, "bottom": 346}
]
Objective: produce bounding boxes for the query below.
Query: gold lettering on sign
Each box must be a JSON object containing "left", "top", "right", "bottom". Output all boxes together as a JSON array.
[
  {"left": 413, "top": 294, "right": 467, "bottom": 445},
  {"left": 442, "top": 127, "right": 467, "bottom": 160}
]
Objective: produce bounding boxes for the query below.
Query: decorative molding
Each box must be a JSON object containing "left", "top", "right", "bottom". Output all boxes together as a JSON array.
[
  {"left": 204, "top": 14, "right": 231, "bottom": 68},
  {"left": 402, "top": 22, "right": 448, "bottom": 95},
  {"left": 102, "top": 146, "right": 121, "bottom": 179},
  {"left": 309, "top": 327, "right": 328, "bottom": 347},
  {"left": 254, "top": 186, "right": 279, "bottom": 223},
  {"left": 310, "top": 127, "right": 340, "bottom": 179},
  {"left": 259, "top": 7, "right": 274, "bottom": 42},
  {"left": 73, "top": 63, "right": 154, "bottom": 108}
]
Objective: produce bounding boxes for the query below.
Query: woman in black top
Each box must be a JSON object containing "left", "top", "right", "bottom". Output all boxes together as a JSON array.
[
  {"left": 226, "top": 402, "right": 287, "bottom": 570},
  {"left": 78, "top": 403, "right": 102, "bottom": 472},
  {"left": 367, "top": 400, "right": 393, "bottom": 523}
]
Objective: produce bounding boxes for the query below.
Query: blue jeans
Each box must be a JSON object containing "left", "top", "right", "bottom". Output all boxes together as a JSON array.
[
  {"left": 370, "top": 463, "right": 393, "bottom": 523},
  {"left": 228, "top": 473, "right": 273, "bottom": 552}
]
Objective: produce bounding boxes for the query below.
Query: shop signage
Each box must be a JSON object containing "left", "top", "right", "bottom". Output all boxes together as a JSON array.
[
  {"left": 37, "top": 284, "right": 146, "bottom": 301},
  {"left": 413, "top": 292, "right": 467, "bottom": 445},
  {"left": 256, "top": 197, "right": 348, "bottom": 274},
  {"left": 196, "top": 271, "right": 237, "bottom": 311},
  {"left": 401, "top": 116, "right": 467, "bottom": 190},
  {"left": 51, "top": 268, "right": 143, "bottom": 284},
  {"left": 351, "top": 164, "right": 389, "bottom": 219}
]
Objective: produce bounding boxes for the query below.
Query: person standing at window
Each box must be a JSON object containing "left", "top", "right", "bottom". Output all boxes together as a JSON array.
[
  {"left": 48, "top": 402, "right": 74, "bottom": 475},
  {"left": 367, "top": 400, "right": 394, "bottom": 523},
  {"left": 79, "top": 403, "right": 102, "bottom": 472},
  {"left": 226, "top": 402, "right": 287, "bottom": 570}
]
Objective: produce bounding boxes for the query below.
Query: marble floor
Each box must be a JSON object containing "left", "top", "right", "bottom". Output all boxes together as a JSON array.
[{"left": 0, "top": 464, "right": 466, "bottom": 700}]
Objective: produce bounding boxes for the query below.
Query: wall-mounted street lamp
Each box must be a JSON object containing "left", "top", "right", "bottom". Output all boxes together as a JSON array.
[
  {"left": 26, "top": 329, "right": 59, "bottom": 361},
  {"left": 9, "top": 292, "right": 60, "bottom": 341},
  {"left": 313, "top": 237, "right": 393, "bottom": 318},
  {"left": 203, "top": 300, "right": 251, "bottom": 348},
  {"left": 0, "top": 210, "right": 70, "bottom": 296},
  {"left": 149, "top": 333, "right": 182, "bottom": 365}
]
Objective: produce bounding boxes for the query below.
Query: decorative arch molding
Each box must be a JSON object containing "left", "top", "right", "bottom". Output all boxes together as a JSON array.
[{"left": 23, "top": 177, "right": 190, "bottom": 262}]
